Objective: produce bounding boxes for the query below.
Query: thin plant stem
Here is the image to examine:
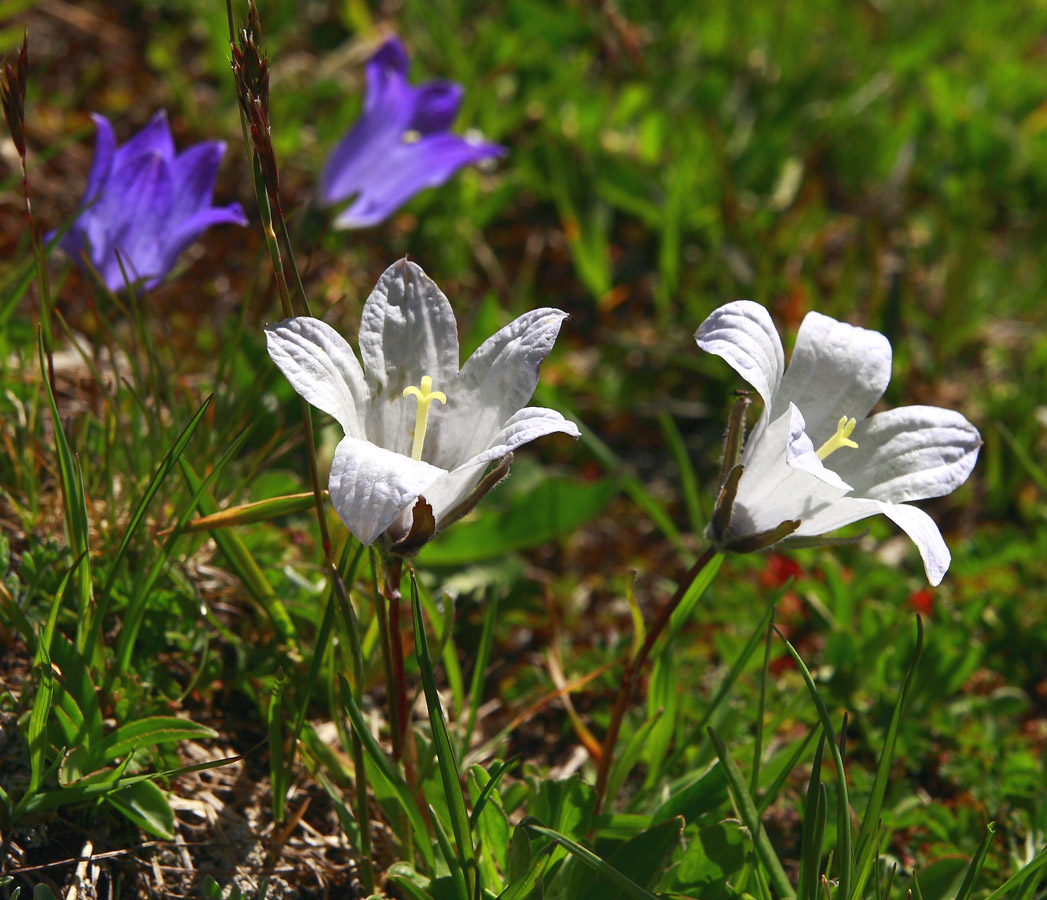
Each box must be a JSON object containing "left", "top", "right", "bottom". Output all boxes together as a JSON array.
[
  {"left": 385, "top": 556, "right": 409, "bottom": 763},
  {"left": 371, "top": 548, "right": 402, "bottom": 760},
  {"left": 594, "top": 545, "right": 719, "bottom": 809}
]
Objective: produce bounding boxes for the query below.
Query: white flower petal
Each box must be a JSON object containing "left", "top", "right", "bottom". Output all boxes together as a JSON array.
[
  {"left": 328, "top": 436, "right": 447, "bottom": 546},
  {"left": 728, "top": 405, "right": 850, "bottom": 539},
  {"left": 358, "top": 260, "right": 462, "bottom": 454},
  {"left": 435, "top": 308, "right": 570, "bottom": 466},
  {"left": 265, "top": 317, "right": 369, "bottom": 438},
  {"left": 419, "top": 407, "right": 580, "bottom": 521},
  {"left": 829, "top": 406, "right": 981, "bottom": 503},
  {"left": 772, "top": 311, "right": 892, "bottom": 445},
  {"left": 695, "top": 301, "right": 785, "bottom": 410},
  {"left": 795, "top": 496, "right": 951, "bottom": 585},
  {"left": 358, "top": 259, "right": 460, "bottom": 393}
]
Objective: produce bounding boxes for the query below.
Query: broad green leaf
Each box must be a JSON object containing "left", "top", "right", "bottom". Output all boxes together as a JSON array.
[
  {"left": 107, "top": 779, "right": 175, "bottom": 840},
  {"left": 576, "top": 817, "right": 683, "bottom": 900},
  {"left": 667, "top": 821, "right": 752, "bottom": 900}
]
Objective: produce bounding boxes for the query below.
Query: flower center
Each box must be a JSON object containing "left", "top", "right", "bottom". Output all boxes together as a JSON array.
[
  {"left": 402, "top": 375, "right": 447, "bottom": 461},
  {"left": 816, "top": 415, "right": 859, "bottom": 461}
]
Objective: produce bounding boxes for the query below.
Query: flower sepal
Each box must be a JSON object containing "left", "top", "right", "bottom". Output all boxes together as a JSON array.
[
  {"left": 383, "top": 497, "right": 438, "bottom": 557},
  {"left": 709, "top": 463, "right": 801, "bottom": 553}
]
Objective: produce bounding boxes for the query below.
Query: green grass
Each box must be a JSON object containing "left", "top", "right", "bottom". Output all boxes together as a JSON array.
[{"left": 2, "top": 0, "right": 1046, "bottom": 898}]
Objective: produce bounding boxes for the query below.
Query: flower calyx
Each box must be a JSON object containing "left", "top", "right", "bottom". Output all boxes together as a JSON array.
[{"left": 709, "top": 463, "right": 800, "bottom": 554}]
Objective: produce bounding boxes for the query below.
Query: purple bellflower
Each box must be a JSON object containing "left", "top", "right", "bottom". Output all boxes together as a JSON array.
[
  {"left": 318, "top": 36, "right": 505, "bottom": 229},
  {"left": 53, "top": 111, "right": 247, "bottom": 292}
]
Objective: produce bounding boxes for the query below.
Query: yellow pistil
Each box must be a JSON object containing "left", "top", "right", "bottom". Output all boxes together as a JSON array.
[
  {"left": 816, "top": 415, "right": 859, "bottom": 460},
  {"left": 402, "top": 375, "right": 447, "bottom": 461}
]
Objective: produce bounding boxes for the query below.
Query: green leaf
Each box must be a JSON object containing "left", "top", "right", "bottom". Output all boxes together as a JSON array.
[
  {"left": 411, "top": 571, "right": 478, "bottom": 896},
  {"left": 774, "top": 628, "right": 851, "bottom": 900},
  {"left": 707, "top": 727, "right": 794, "bottom": 899},
  {"left": 535, "top": 774, "right": 597, "bottom": 843},
  {"left": 339, "top": 675, "right": 435, "bottom": 873},
  {"left": 107, "top": 779, "right": 175, "bottom": 840},
  {"left": 85, "top": 394, "right": 213, "bottom": 660},
  {"left": 653, "top": 762, "right": 728, "bottom": 824},
  {"left": 956, "top": 823, "right": 996, "bottom": 900},
  {"left": 419, "top": 477, "right": 617, "bottom": 566},
  {"left": 269, "top": 667, "right": 288, "bottom": 822},
  {"left": 96, "top": 717, "right": 219, "bottom": 765},
  {"left": 854, "top": 618, "right": 925, "bottom": 896},
  {"left": 525, "top": 823, "right": 660, "bottom": 900},
  {"left": 667, "top": 821, "right": 752, "bottom": 900},
  {"left": 576, "top": 817, "right": 683, "bottom": 900}
]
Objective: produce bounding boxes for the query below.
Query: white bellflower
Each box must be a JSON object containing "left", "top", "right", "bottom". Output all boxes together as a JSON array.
[
  {"left": 696, "top": 301, "right": 981, "bottom": 584},
  {"left": 266, "top": 260, "right": 579, "bottom": 550}
]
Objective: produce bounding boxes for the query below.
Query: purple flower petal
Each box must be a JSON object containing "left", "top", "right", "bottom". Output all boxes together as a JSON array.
[
  {"left": 408, "top": 81, "right": 463, "bottom": 134},
  {"left": 332, "top": 133, "right": 504, "bottom": 228},
  {"left": 112, "top": 110, "right": 175, "bottom": 171},
  {"left": 100, "top": 152, "right": 174, "bottom": 289},
  {"left": 56, "top": 110, "right": 246, "bottom": 292},
  {"left": 321, "top": 36, "right": 504, "bottom": 226},
  {"left": 319, "top": 46, "right": 416, "bottom": 206},
  {"left": 153, "top": 202, "right": 248, "bottom": 287},
  {"left": 371, "top": 36, "right": 410, "bottom": 76},
  {"left": 170, "top": 141, "right": 226, "bottom": 220},
  {"left": 84, "top": 114, "right": 117, "bottom": 205}
]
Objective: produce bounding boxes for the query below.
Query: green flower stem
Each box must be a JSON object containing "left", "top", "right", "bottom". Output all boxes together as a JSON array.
[
  {"left": 384, "top": 555, "right": 410, "bottom": 764},
  {"left": 594, "top": 545, "right": 720, "bottom": 810}
]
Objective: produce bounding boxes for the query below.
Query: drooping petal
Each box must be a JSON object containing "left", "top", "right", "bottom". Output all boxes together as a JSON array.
[
  {"left": 827, "top": 405, "right": 981, "bottom": 503},
  {"left": 328, "top": 435, "right": 447, "bottom": 546},
  {"left": 318, "top": 39, "right": 415, "bottom": 207},
  {"left": 695, "top": 301, "right": 786, "bottom": 412},
  {"left": 169, "top": 141, "right": 225, "bottom": 220},
  {"left": 725, "top": 405, "right": 850, "bottom": 541},
  {"left": 408, "top": 81, "right": 463, "bottom": 134},
  {"left": 152, "top": 202, "right": 248, "bottom": 287},
  {"left": 771, "top": 311, "right": 892, "bottom": 446},
  {"left": 794, "top": 495, "right": 951, "bottom": 585},
  {"left": 112, "top": 110, "right": 175, "bottom": 170},
  {"left": 436, "top": 308, "right": 569, "bottom": 465},
  {"left": 265, "top": 317, "right": 370, "bottom": 438},
  {"left": 419, "top": 406, "right": 580, "bottom": 521},
  {"left": 330, "top": 132, "right": 504, "bottom": 229}
]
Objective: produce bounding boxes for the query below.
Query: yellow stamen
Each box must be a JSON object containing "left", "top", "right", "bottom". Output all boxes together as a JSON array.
[
  {"left": 402, "top": 375, "right": 447, "bottom": 461},
  {"left": 816, "top": 416, "right": 859, "bottom": 460}
]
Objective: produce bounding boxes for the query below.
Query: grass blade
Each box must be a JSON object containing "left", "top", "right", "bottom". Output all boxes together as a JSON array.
[
  {"left": 707, "top": 726, "right": 795, "bottom": 899},
  {"left": 84, "top": 394, "right": 213, "bottom": 660},
  {"left": 955, "top": 823, "right": 996, "bottom": 900},
  {"left": 775, "top": 627, "right": 852, "bottom": 900},
  {"left": 410, "top": 568, "right": 478, "bottom": 897},
  {"left": 339, "top": 674, "right": 435, "bottom": 873},
  {"left": 524, "top": 822, "right": 660, "bottom": 900},
  {"left": 178, "top": 458, "right": 298, "bottom": 646},
  {"left": 854, "top": 618, "right": 925, "bottom": 885}
]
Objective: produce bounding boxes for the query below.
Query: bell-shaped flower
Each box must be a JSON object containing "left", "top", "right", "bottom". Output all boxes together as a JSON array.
[
  {"left": 695, "top": 301, "right": 981, "bottom": 585},
  {"left": 52, "top": 111, "right": 248, "bottom": 292},
  {"left": 265, "top": 260, "right": 579, "bottom": 549},
  {"left": 318, "top": 36, "right": 505, "bottom": 229}
]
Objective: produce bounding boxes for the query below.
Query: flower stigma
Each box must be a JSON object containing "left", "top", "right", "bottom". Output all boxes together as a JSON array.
[
  {"left": 403, "top": 375, "right": 447, "bottom": 461},
  {"left": 816, "top": 415, "right": 859, "bottom": 461}
]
